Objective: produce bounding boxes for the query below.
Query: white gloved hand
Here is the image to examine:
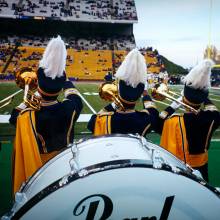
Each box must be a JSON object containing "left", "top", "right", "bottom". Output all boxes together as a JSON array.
[
  {"left": 180, "top": 89, "right": 184, "bottom": 96},
  {"left": 111, "top": 102, "right": 118, "bottom": 110},
  {"left": 34, "top": 91, "right": 41, "bottom": 98},
  {"left": 170, "top": 96, "right": 182, "bottom": 110}
]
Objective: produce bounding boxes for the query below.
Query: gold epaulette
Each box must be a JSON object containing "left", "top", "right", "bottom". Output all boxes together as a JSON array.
[
  {"left": 97, "top": 111, "right": 114, "bottom": 116},
  {"left": 64, "top": 88, "right": 79, "bottom": 97},
  {"left": 167, "top": 112, "right": 184, "bottom": 118}
]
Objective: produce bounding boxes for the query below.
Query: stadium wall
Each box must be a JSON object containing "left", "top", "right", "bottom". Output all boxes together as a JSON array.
[{"left": 0, "top": 18, "right": 133, "bottom": 37}]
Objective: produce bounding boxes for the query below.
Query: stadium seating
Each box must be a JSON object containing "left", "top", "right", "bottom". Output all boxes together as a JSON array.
[
  {"left": 0, "top": 0, "right": 138, "bottom": 21},
  {"left": 0, "top": 42, "right": 166, "bottom": 80}
]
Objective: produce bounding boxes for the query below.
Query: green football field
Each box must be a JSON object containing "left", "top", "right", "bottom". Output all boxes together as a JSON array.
[{"left": 0, "top": 82, "right": 220, "bottom": 215}]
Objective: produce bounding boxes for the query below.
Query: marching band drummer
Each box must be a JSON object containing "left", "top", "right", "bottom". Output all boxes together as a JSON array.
[
  {"left": 156, "top": 59, "right": 220, "bottom": 182},
  {"left": 9, "top": 36, "right": 83, "bottom": 194},
  {"left": 87, "top": 49, "right": 159, "bottom": 136}
]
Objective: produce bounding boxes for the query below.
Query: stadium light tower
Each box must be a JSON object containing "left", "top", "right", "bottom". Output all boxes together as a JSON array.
[{"left": 208, "top": 0, "right": 213, "bottom": 59}]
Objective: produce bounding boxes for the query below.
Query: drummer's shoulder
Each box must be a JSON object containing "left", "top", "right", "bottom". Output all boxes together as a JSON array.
[
  {"left": 97, "top": 111, "right": 114, "bottom": 116},
  {"left": 20, "top": 108, "right": 34, "bottom": 115},
  {"left": 167, "top": 112, "right": 184, "bottom": 119}
]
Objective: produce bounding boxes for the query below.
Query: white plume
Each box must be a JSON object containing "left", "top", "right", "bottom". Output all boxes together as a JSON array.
[
  {"left": 115, "top": 48, "right": 147, "bottom": 88},
  {"left": 183, "top": 59, "right": 214, "bottom": 89},
  {"left": 39, "top": 35, "right": 67, "bottom": 79}
]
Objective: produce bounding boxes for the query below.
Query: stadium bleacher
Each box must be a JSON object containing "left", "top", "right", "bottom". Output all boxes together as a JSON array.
[
  {"left": 0, "top": 0, "right": 138, "bottom": 21},
  {"left": 0, "top": 0, "right": 166, "bottom": 81},
  {"left": 0, "top": 42, "right": 165, "bottom": 80}
]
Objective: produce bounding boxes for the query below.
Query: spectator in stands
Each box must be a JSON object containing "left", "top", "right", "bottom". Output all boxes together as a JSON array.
[
  {"left": 104, "top": 72, "right": 113, "bottom": 82},
  {"left": 9, "top": 36, "right": 83, "bottom": 194},
  {"left": 87, "top": 49, "right": 159, "bottom": 136},
  {"left": 156, "top": 59, "right": 220, "bottom": 182}
]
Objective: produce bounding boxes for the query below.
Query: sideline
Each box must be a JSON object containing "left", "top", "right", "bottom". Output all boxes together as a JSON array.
[{"left": 0, "top": 114, "right": 92, "bottom": 123}]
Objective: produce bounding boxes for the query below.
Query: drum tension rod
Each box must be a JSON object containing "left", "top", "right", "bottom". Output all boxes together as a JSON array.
[{"left": 69, "top": 143, "right": 80, "bottom": 174}]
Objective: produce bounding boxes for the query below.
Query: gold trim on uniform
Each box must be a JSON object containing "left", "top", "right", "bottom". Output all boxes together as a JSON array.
[
  {"left": 64, "top": 88, "right": 79, "bottom": 97},
  {"left": 118, "top": 93, "right": 137, "bottom": 105},
  {"left": 20, "top": 108, "right": 34, "bottom": 115},
  {"left": 41, "top": 100, "right": 58, "bottom": 106},
  {"left": 204, "top": 120, "right": 214, "bottom": 152},
  {"left": 183, "top": 96, "right": 201, "bottom": 107},
  {"left": 38, "top": 87, "right": 61, "bottom": 97},
  {"left": 116, "top": 109, "right": 135, "bottom": 114},
  {"left": 67, "top": 111, "right": 76, "bottom": 145},
  {"left": 97, "top": 111, "right": 114, "bottom": 116},
  {"left": 142, "top": 124, "right": 151, "bottom": 136},
  {"left": 116, "top": 79, "right": 137, "bottom": 105},
  {"left": 204, "top": 104, "right": 218, "bottom": 111},
  {"left": 37, "top": 133, "right": 47, "bottom": 153}
]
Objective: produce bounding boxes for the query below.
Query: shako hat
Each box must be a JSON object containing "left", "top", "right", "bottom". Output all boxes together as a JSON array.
[
  {"left": 115, "top": 48, "right": 147, "bottom": 107},
  {"left": 37, "top": 35, "right": 67, "bottom": 99},
  {"left": 182, "top": 59, "right": 214, "bottom": 107}
]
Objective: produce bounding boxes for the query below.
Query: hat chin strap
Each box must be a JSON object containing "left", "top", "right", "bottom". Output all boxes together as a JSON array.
[
  {"left": 38, "top": 87, "right": 61, "bottom": 97},
  {"left": 183, "top": 96, "right": 202, "bottom": 108},
  {"left": 118, "top": 93, "right": 137, "bottom": 105}
]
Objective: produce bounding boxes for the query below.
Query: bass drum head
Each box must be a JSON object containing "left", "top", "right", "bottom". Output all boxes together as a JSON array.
[
  {"left": 20, "top": 135, "right": 190, "bottom": 199},
  {"left": 12, "top": 161, "right": 220, "bottom": 220}
]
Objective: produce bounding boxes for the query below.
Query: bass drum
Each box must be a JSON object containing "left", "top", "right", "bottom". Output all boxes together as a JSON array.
[{"left": 4, "top": 134, "right": 220, "bottom": 220}]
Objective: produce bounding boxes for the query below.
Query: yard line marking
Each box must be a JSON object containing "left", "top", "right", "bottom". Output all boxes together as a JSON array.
[
  {"left": 0, "top": 114, "right": 93, "bottom": 123},
  {"left": 77, "top": 92, "right": 97, "bottom": 114},
  {"left": 210, "top": 98, "right": 220, "bottom": 102},
  {"left": 80, "top": 131, "right": 92, "bottom": 134},
  {"left": 211, "top": 139, "right": 220, "bottom": 142},
  {"left": 0, "top": 89, "right": 22, "bottom": 105},
  {"left": 83, "top": 92, "right": 99, "bottom": 96},
  {"left": 209, "top": 93, "right": 220, "bottom": 98}
]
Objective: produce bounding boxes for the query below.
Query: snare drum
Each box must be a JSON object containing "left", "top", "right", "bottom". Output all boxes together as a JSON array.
[{"left": 3, "top": 134, "right": 220, "bottom": 220}]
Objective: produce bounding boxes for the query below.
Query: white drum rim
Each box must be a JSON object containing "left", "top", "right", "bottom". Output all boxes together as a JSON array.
[
  {"left": 19, "top": 134, "right": 145, "bottom": 193},
  {"left": 10, "top": 158, "right": 220, "bottom": 220}
]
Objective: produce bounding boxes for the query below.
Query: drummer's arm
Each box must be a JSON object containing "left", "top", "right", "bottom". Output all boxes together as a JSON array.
[
  {"left": 102, "top": 102, "right": 117, "bottom": 112},
  {"left": 9, "top": 102, "right": 27, "bottom": 126},
  {"left": 142, "top": 90, "right": 159, "bottom": 132},
  {"left": 204, "top": 97, "right": 220, "bottom": 126},
  {"left": 155, "top": 97, "right": 182, "bottom": 133},
  {"left": 155, "top": 106, "right": 175, "bottom": 134},
  {"left": 63, "top": 80, "right": 83, "bottom": 117},
  {"left": 142, "top": 90, "right": 158, "bottom": 115}
]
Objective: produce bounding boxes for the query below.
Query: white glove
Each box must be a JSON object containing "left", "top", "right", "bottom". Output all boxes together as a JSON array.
[
  {"left": 34, "top": 91, "right": 41, "bottom": 98},
  {"left": 111, "top": 102, "right": 117, "bottom": 110},
  {"left": 180, "top": 89, "right": 184, "bottom": 96},
  {"left": 170, "top": 96, "right": 182, "bottom": 110},
  {"left": 16, "top": 102, "right": 27, "bottom": 110}
]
